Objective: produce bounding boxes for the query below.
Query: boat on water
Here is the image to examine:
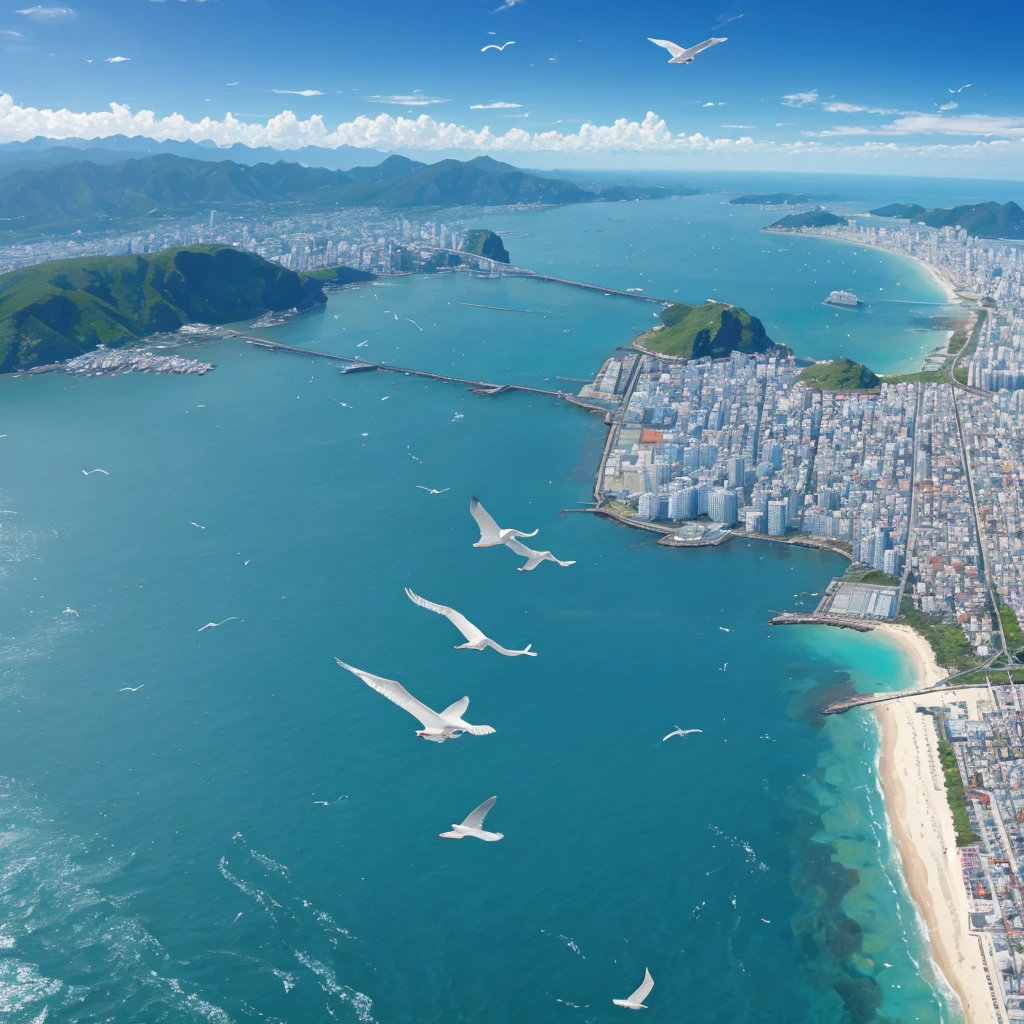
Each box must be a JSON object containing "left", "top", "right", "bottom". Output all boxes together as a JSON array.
[{"left": 823, "top": 289, "right": 862, "bottom": 308}]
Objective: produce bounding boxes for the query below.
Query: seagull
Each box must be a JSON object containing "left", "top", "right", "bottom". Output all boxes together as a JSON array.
[
  {"left": 948, "top": 83, "right": 971, "bottom": 93},
  {"left": 505, "top": 536, "right": 575, "bottom": 572},
  {"left": 470, "top": 496, "right": 538, "bottom": 547},
  {"left": 416, "top": 486, "right": 449, "bottom": 495},
  {"left": 405, "top": 587, "right": 536, "bottom": 656},
  {"left": 647, "top": 36, "right": 727, "bottom": 63},
  {"left": 82, "top": 468, "right": 109, "bottom": 476},
  {"left": 381, "top": 396, "right": 390, "bottom": 401},
  {"left": 440, "top": 796, "right": 504, "bottom": 841},
  {"left": 662, "top": 726, "right": 702, "bottom": 741},
  {"left": 119, "top": 685, "right": 145, "bottom": 693},
  {"left": 189, "top": 522, "right": 206, "bottom": 530},
  {"left": 408, "top": 452, "right": 423, "bottom": 463},
  {"left": 63, "top": 607, "right": 79, "bottom": 616},
  {"left": 356, "top": 340, "right": 368, "bottom": 347},
  {"left": 335, "top": 658, "right": 495, "bottom": 742},
  {"left": 718, "top": 626, "right": 730, "bottom": 632},
  {"left": 719, "top": 662, "right": 728, "bottom": 671},
  {"left": 361, "top": 432, "right": 369, "bottom": 437},
  {"left": 613, "top": 968, "right": 654, "bottom": 1010},
  {"left": 198, "top": 617, "right": 239, "bottom": 632},
  {"left": 481, "top": 40, "right": 515, "bottom": 51}
]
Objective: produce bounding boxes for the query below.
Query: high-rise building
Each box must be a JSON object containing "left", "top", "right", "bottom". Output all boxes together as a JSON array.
[
  {"left": 727, "top": 456, "right": 746, "bottom": 490},
  {"left": 669, "top": 486, "right": 698, "bottom": 521},
  {"left": 708, "top": 487, "right": 738, "bottom": 526},
  {"left": 637, "top": 492, "right": 657, "bottom": 521},
  {"left": 767, "top": 500, "right": 788, "bottom": 537}
]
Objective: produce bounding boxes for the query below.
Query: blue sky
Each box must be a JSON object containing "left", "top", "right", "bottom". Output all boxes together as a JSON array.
[{"left": 1, "top": 0, "right": 1023, "bottom": 175}]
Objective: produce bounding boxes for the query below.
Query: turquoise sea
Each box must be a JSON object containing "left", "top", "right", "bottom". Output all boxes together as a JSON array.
[{"left": 0, "top": 174, "right": 982, "bottom": 1023}]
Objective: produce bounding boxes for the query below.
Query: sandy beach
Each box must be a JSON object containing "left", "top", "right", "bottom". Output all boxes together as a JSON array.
[{"left": 870, "top": 627, "right": 1003, "bottom": 1023}]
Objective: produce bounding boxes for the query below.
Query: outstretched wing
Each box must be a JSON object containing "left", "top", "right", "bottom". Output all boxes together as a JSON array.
[
  {"left": 684, "top": 36, "right": 727, "bottom": 56},
  {"left": 440, "top": 696, "right": 470, "bottom": 722},
  {"left": 470, "top": 496, "right": 504, "bottom": 543},
  {"left": 461, "top": 796, "right": 497, "bottom": 829},
  {"left": 405, "top": 587, "right": 485, "bottom": 644},
  {"left": 648, "top": 37, "right": 685, "bottom": 57},
  {"left": 628, "top": 968, "right": 654, "bottom": 1005},
  {"left": 335, "top": 658, "right": 442, "bottom": 729},
  {"left": 504, "top": 536, "right": 538, "bottom": 560}
]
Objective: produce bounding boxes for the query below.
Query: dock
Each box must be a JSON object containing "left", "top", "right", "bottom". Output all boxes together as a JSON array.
[
  {"left": 768, "top": 613, "right": 875, "bottom": 632},
  {"left": 243, "top": 336, "right": 609, "bottom": 414}
]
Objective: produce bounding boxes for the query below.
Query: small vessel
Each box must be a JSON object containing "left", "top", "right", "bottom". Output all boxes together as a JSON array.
[{"left": 824, "top": 289, "right": 861, "bottom": 308}]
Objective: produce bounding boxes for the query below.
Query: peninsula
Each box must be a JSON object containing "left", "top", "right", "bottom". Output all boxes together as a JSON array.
[
  {"left": 869, "top": 199, "right": 1024, "bottom": 240},
  {"left": 0, "top": 245, "right": 326, "bottom": 372},
  {"left": 637, "top": 300, "right": 782, "bottom": 359}
]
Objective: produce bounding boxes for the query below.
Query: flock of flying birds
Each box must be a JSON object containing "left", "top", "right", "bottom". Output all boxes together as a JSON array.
[{"left": 335, "top": 496, "right": 700, "bottom": 1009}]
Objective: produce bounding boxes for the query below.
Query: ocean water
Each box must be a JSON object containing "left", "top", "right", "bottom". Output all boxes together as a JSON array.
[{"left": 0, "top": 177, "right": 963, "bottom": 1023}]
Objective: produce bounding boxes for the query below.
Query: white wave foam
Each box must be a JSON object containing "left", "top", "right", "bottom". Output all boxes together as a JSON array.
[{"left": 292, "top": 950, "right": 375, "bottom": 1023}]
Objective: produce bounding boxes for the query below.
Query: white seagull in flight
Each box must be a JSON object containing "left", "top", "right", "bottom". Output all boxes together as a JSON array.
[
  {"left": 482, "top": 40, "right": 515, "bottom": 51},
  {"left": 949, "top": 83, "right": 971, "bottom": 93},
  {"left": 335, "top": 658, "right": 495, "bottom": 742},
  {"left": 405, "top": 587, "right": 536, "bottom": 656},
  {"left": 440, "top": 796, "right": 504, "bottom": 841},
  {"left": 505, "top": 536, "right": 575, "bottom": 572},
  {"left": 613, "top": 968, "right": 654, "bottom": 1010},
  {"left": 416, "top": 485, "right": 449, "bottom": 495},
  {"left": 470, "top": 496, "right": 537, "bottom": 547},
  {"left": 647, "top": 36, "right": 727, "bottom": 63},
  {"left": 198, "top": 617, "right": 239, "bottom": 632},
  {"left": 63, "top": 607, "right": 79, "bottom": 616},
  {"left": 662, "top": 726, "right": 703, "bottom": 742},
  {"left": 119, "top": 685, "right": 145, "bottom": 693},
  {"left": 82, "top": 468, "right": 109, "bottom": 476}
]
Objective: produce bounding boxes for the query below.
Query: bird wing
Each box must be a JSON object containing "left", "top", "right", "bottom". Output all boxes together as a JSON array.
[
  {"left": 470, "top": 496, "right": 502, "bottom": 543},
  {"left": 460, "top": 796, "right": 497, "bottom": 829},
  {"left": 440, "top": 696, "right": 470, "bottom": 722},
  {"left": 504, "top": 536, "right": 538, "bottom": 559},
  {"left": 648, "top": 37, "right": 685, "bottom": 57},
  {"left": 405, "top": 587, "right": 484, "bottom": 643},
  {"left": 628, "top": 968, "right": 654, "bottom": 1004},
  {"left": 684, "top": 36, "right": 727, "bottom": 56},
  {"left": 335, "top": 658, "right": 442, "bottom": 729}
]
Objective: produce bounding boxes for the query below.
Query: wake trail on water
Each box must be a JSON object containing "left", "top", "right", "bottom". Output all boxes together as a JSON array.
[
  {"left": 220, "top": 833, "right": 373, "bottom": 1021},
  {"left": 0, "top": 777, "right": 237, "bottom": 1024}
]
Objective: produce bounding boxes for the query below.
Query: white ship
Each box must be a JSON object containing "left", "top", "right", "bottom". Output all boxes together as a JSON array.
[{"left": 824, "top": 289, "right": 862, "bottom": 308}]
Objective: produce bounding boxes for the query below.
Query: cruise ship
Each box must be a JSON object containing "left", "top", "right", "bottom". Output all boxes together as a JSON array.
[{"left": 824, "top": 289, "right": 862, "bottom": 308}]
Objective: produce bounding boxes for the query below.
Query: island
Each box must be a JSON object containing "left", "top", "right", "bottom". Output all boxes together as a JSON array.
[
  {"left": 0, "top": 245, "right": 327, "bottom": 372},
  {"left": 636, "top": 300, "right": 782, "bottom": 360},
  {"left": 868, "top": 199, "right": 1024, "bottom": 240},
  {"left": 462, "top": 228, "right": 510, "bottom": 264},
  {"left": 730, "top": 192, "right": 842, "bottom": 206},
  {"left": 798, "top": 358, "right": 880, "bottom": 391},
  {"left": 768, "top": 210, "right": 847, "bottom": 229}
]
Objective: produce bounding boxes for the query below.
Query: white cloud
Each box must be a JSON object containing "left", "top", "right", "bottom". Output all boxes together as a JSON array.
[
  {"left": 722, "top": 123, "right": 755, "bottom": 129},
  {"left": 15, "top": 4, "right": 74, "bottom": 15},
  {"left": 0, "top": 28, "right": 23, "bottom": 34},
  {"left": 103, "top": 55, "right": 130, "bottom": 63},
  {"left": 272, "top": 89, "right": 322, "bottom": 97},
  {"left": 821, "top": 101, "right": 902, "bottom": 115},
  {"left": 715, "top": 12, "right": 744, "bottom": 25},
  {"left": 366, "top": 94, "right": 448, "bottom": 106},
  {"left": 815, "top": 112, "right": 1024, "bottom": 139},
  {"left": 938, "top": 101, "right": 958, "bottom": 111},
  {"left": 470, "top": 101, "right": 522, "bottom": 109},
  {"left": 782, "top": 90, "right": 818, "bottom": 108},
  {"left": 226, "top": 81, "right": 239, "bottom": 87}
]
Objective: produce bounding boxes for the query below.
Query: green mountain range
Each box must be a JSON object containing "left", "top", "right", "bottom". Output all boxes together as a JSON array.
[
  {"left": 799, "top": 358, "right": 880, "bottom": 391},
  {"left": 868, "top": 200, "right": 1024, "bottom": 239},
  {"left": 0, "top": 245, "right": 325, "bottom": 372},
  {"left": 768, "top": 210, "right": 846, "bottom": 229},
  {"left": 0, "top": 153, "right": 690, "bottom": 230},
  {"left": 641, "top": 301, "right": 780, "bottom": 360}
]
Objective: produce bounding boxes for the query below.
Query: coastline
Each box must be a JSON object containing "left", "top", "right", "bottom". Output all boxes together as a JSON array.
[{"left": 868, "top": 628, "right": 1001, "bottom": 1024}]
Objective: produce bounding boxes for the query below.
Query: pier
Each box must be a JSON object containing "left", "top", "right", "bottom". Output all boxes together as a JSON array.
[
  {"left": 768, "top": 613, "right": 875, "bottom": 632},
  {"left": 243, "top": 337, "right": 609, "bottom": 414},
  {"left": 821, "top": 682, "right": 988, "bottom": 716}
]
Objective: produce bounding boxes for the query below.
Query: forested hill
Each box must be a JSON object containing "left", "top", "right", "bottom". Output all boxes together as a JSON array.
[
  {"left": 0, "top": 153, "right": 689, "bottom": 229},
  {"left": 0, "top": 246, "right": 325, "bottom": 372}
]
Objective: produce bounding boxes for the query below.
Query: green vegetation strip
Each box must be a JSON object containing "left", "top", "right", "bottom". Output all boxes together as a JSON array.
[
  {"left": 936, "top": 738, "right": 980, "bottom": 846},
  {"left": 1000, "top": 605, "right": 1024, "bottom": 649},
  {"left": 899, "top": 597, "right": 977, "bottom": 669}
]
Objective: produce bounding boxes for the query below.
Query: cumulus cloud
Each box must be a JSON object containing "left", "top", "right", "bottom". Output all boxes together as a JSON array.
[
  {"left": 15, "top": 4, "right": 74, "bottom": 15},
  {"left": 939, "top": 100, "right": 958, "bottom": 111},
  {"left": 272, "top": 89, "right": 322, "bottom": 97},
  {"left": 103, "top": 56, "right": 130, "bottom": 63},
  {"left": 366, "top": 94, "right": 448, "bottom": 106},
  {"left": 470, "top": 101, "right": 522, "bottom": 109},
  {"left": 782, "top": 90, "right": 818, "bottom": 108}
]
